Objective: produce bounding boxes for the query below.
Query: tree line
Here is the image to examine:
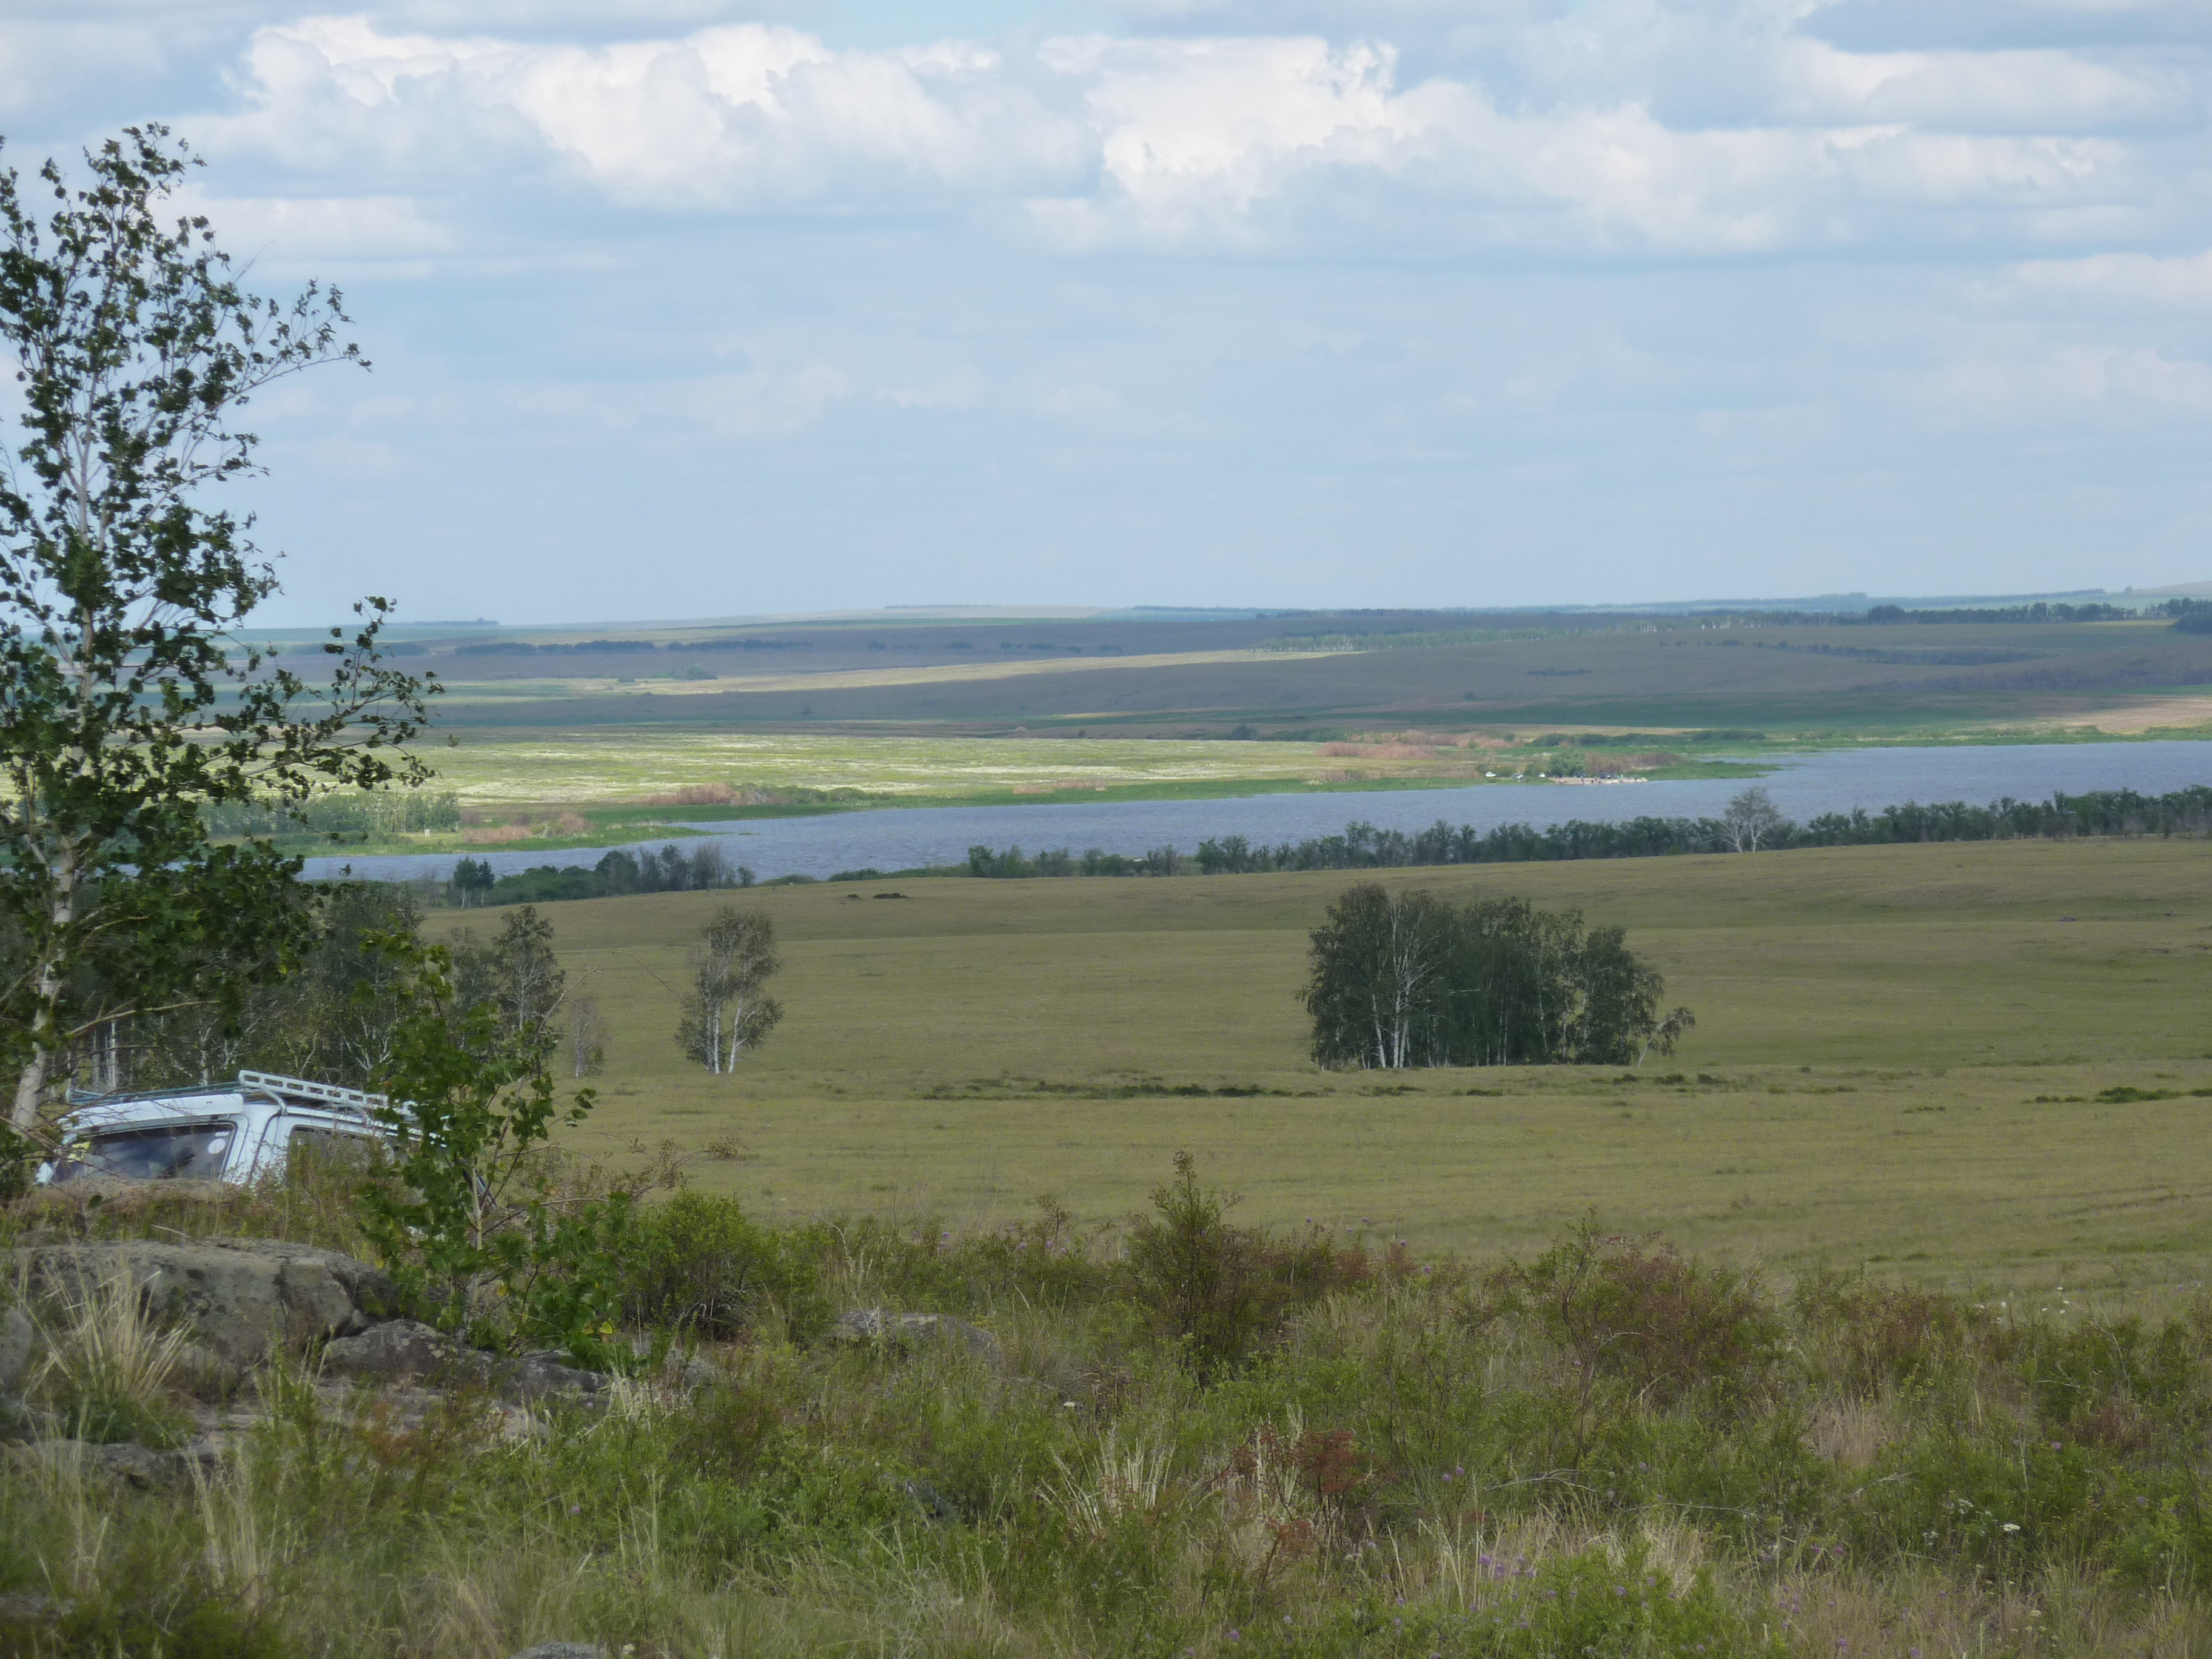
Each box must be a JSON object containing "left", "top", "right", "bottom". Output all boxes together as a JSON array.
[
  {"left": 948, "top": 785, "right": 2212, "bottom": 882},
  {"left": 449, "top": 843, "right": 756, "bottom": 907}
]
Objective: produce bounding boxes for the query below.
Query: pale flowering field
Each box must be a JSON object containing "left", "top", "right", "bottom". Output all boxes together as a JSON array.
[{"left": 420, "top": 729, "right": 1488, "bottom": 805}]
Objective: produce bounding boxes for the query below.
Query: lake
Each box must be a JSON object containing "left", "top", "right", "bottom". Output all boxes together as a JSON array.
[{"left": 303, "top": 739, "right": 2212, "bottom": 885}]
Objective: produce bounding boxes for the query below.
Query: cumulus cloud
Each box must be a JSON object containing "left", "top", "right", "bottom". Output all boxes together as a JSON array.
[
  {"left": 209, "top": 16, "right": 1099, "bottom": 207},
  {"left": 178, "top": 186, "right": 454, "bottom": 262},
  {"left": 169, "top": 1, "right": 2205, "bottom": 257}
]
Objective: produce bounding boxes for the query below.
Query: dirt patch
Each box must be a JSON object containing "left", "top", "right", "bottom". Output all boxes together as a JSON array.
[{"left": 2051, "top": 695, "right": 2212, "bottom": 734}]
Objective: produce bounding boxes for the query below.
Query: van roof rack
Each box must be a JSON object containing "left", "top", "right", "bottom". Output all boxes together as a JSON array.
[{"left": 236, "top": 1071, "right": 389, "bottom": 1111}]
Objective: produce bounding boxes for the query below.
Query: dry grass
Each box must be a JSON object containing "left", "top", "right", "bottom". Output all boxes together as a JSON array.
[{"left": 426, "top": 834, "right": 2212, "bottom": 1307}]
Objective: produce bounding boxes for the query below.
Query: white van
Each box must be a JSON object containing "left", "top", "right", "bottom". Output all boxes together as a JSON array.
[{"left": 39, "top": 1071, "right": 390, "bottom": 1188}]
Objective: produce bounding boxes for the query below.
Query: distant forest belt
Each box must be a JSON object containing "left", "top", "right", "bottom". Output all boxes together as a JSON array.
[{"left": 959, "top": 786, "right": 2212, "bottom": 882}]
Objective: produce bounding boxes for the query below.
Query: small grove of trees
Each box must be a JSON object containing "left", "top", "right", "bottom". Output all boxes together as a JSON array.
[
  {"left": 1302, "top": 883, "right": 1694, "bottom": 1069},
  {"left": 451, "top": 843, "right": 754, "bottom": 908},
  {"left": 115, "top": 893, "right": 582, "bottom": 1091},
  {"left": 677, "top": 907, "right": 783, "bottom": 1073},
  {"left": 968, "top": 844, "right": 1180, "bottom": 877}
]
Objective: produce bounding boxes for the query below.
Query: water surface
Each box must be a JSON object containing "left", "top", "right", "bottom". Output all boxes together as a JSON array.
[{"left": 305, "top": 740, "right": 2212, "bottom": 885}]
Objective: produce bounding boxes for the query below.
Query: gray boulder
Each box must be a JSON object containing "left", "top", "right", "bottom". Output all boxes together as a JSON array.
[
  {"left": 323, "top": 1321, "right": 609, "bottom": 1401},
  {"left": 502, "top": 1350, "right": 610, "bottom": 1402},
  {"left": 322, "top": 1319, "right": 493, "bottom": 1387},
  {"left": 22, "top": 1436, "right": 222, "bottom": 1492},
  {"left": 0, "top": 1305, "right": 32, "bottom": 1396},
  {"left": 831, "top": 1309, "right": 1000, "bottom": 1363},
  {"left": 7, "top": 1239, "right": 397, "bottom": 1367}
]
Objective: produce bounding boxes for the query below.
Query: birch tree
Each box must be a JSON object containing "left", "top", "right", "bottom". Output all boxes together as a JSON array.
[
  {"left": 1720, "top": 787, "right": 1786, "bottom": 853},
  {"left": 1304, "top": 884, "right": 1692, "bottom": 1068},
  {"left": 677, "top": 907, "right": 783, "bottom": 1073},
  {"left": 0, "top": 127, "right": 435, "bottom": 1129}
]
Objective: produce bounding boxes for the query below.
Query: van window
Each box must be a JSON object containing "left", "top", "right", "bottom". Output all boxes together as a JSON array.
[
  {"left": 286, "top": 1124, "right": 376, "bottom": 1173},
  {"left": 52, "top": 1121, "right": 236, "bottom": 1183}
]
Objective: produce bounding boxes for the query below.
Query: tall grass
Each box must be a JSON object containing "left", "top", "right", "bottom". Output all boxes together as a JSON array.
[{"left": 3, "top": 1190, "right": 2210, "bottom": 1657}]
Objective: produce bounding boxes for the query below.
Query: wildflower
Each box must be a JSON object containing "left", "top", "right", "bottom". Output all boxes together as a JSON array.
[
  {"left": 2002, "top": 1523, "right": 2021, "bottom": 1533},
  {"left": 1226, "top": 1632, "right": 1240, "bottom": 1643}
]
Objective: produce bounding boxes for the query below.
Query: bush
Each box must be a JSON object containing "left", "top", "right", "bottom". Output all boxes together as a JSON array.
[
  {"left": 1122, "top": 1152, "right": 1364, "bottom": 1378},
  {"left": 1495, "top": 1222, "right": 1783, "bottom": 1406},
  {"left": 622, "top": 1191, "right": 830, "bottom": 1341}
]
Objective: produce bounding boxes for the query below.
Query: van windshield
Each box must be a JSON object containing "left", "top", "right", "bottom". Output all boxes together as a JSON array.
[{"left": 52, "top": 1121, "right": 236, "bottom": 1182}]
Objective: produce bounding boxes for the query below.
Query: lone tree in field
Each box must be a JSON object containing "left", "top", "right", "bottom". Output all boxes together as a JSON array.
[
  {"left": 677, "top": 907, "right": 783, "bottom": 1073},
  {"left": 1304, "top": 883, "right": 1693, "bottom": 1068},
  {"left": 0, "top": 126, "right": 435, "bottom": 1130},
  {"left": 1720, "top": 786, "right": 1786, "bottom": 853}
]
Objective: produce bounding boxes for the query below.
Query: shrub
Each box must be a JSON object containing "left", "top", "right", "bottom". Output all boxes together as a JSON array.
[
  {"left": 1122, "top": 1153, "right": 1364, "bottom": 1378},
  {"left": 623, "top": 1191, "right": 830, "bottom": 1341},
  {"left": 1497, "top": 1222, "right": 1783, "bottom": 1406}
]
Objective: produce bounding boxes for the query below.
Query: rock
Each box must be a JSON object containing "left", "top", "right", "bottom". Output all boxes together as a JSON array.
[
  {"left": 501, "top": 1351, "right": 610, "bottom": 1402},
  {"left": 323, "top": 1319, "right": 493, "bottom": 1387},
  {"left": 831, "top": 1309, "right": 1001, "bottom": 1363},
  {"left": 323, "top": 1322, "right": 609, "bottom": 1403},
  {"left": 6, "top": 1239, "right": 397, "bottom": 1367},
  {"left": 22, "top": 1436, "right": 221, "bottom": 1492},
  {"left": 506, "top": 1645, "right": 606, "bottom": 1659},
  {"left": 0, "top": 1305, "right": 33, "bottom": 1396}
]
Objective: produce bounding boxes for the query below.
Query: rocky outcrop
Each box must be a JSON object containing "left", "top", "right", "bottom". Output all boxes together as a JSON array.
[
  {"left": 322, "top": 1319, "right": 608, "bottom": 1402},
  {"left": 18, "top": 1436, "right": 224, "bottom": 1492},
  {"left": 830, "top": 1309, "right": 1000, "bottom": 1362},
  {"left": 7, "top": 1239, "right": 398, "bottom": 1367}
]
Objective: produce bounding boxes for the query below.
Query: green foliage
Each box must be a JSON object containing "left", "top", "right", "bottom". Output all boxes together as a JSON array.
[
  {"left": 1493, "top": 1221, "right": 1786, "bottom": 1408},
  {"left": 1123, "top": 1151, "right": 1364, "bottom": 1377},
  {"left": 6, "top": 1187, "right": 2212, "bottom": 1656},
  {"left": 1296, "top": 1547, "right": 1778, "bottom": 1658},
  {"left": 623, "top": 1191, "right": 830, "bottom": 1340},
  {"left": 0, "top": 125, "right": 435, "bottom": 1128},
  {"left": 357, "top": 939, "right": 629, "bottom": 1364},
  {"left": 675, "top": 907, "right": 783, "bottom": 1073},
  {"left": 1304, "top": 884, "right": 1690, "bottom": 1068},
  {"left": 49, "top": 1594, "right": 292, "bottom": 1659}
]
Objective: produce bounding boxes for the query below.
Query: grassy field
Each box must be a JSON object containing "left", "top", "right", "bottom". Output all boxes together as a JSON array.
[{"left": 429, "top": 835, "right": 2212, "bottom": 1305}]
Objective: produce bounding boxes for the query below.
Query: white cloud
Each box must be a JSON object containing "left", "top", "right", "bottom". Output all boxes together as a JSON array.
[
  {"left": 514, "top": 360, "right": 852, "bottom": 436},
  {"left": 179, "top": 6, "right": 2203, "bottom": 258},
  {"left": 1912, "top": 343, "right": 2212, "bottom": 418},
  {"left": 212, "top": 16, "right": 1098, "bottom": 207},
  {"left": 2000, "top": 248, "right": 2212, "bottom": 307},
  {"left": 178, "top": 186, "right": 454, "bottom": 261}
]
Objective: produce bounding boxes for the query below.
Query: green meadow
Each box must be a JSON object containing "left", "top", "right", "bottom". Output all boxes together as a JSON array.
[{"left": 432, "top": 834, "right": 2212, "bottom": 1308}]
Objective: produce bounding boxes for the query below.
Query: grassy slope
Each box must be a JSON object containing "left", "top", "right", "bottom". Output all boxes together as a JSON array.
[{"left": 432, "top": 836, "right": 2212, "bottom": 1304}]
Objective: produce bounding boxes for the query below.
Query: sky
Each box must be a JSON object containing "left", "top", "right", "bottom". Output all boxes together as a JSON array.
[{"left": 4, "top": 0, "right": 2210, "bottom": 625}]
